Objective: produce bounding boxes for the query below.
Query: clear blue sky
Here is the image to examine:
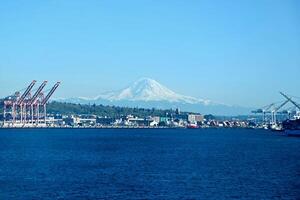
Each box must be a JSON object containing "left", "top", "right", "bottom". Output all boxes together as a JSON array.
[{"left": 0, "top": 0, "right": 299, "bottom": 107}]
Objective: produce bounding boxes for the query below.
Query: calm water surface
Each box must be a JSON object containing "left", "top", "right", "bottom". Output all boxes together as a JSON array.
[{"left": 0, "top": 128, "right": 299, "bottom": 199}]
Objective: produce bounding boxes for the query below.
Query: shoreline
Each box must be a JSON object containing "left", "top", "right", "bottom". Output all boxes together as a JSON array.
[
  {"left": 0, "top": 126, "right": 256, "bottom": 130},
  {"left": 0, "top": 126, "right": 183, "bottom": 129}
]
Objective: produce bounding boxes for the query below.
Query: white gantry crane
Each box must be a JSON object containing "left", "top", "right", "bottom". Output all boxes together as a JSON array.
[
  {"left": 280, "top": 92, "right": 300, "bottom": 119},
  {"left": 271, "top": 99, "right": 289, "bottom": 125}
]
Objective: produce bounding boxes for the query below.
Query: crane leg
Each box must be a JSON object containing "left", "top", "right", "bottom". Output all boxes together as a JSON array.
[
  {"left": 44, "top": 104, "right": 46, "bottom": 124},
  {"left": 37, "top": 105, "right": 39, "bottom": 125}
]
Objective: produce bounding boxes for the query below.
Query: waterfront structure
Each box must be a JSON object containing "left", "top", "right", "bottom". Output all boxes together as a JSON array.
[
  {"left": 3, "top": 81, "right": 60, "bottom": 127},
  {"left": 252, "top": 92, "right": 299, "bottom": 127},
  {"left": 1, "top": 83, "right": 264, "bottom": 129},
  {"left": 73, "top": 115, "right": 97, "bottom": 126},
  {"left": 96, "top": 117, "right": 115, "bottom": 126},
  {"left": 188, "top": 114, "right": 204, "bottom": 123}
]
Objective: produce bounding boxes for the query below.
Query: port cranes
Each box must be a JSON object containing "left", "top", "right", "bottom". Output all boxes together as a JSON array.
[
  {"left": 4, "top": 80, "right": 37, "bottom": 123},
  {"left": 15, "top": 80, "right": 37, "bottom": 123},
  {"left": 16, "top": 80, "right": 36, "bottom": 105},
  {"left": 271, "top": 99, "right": 289, "bottom": 124},
  {"left": 252, "top": 103, "right": 275, "bottom": 122},
  {"left": 280, "top": 92, "right": 300, "bottom": 119},
  {"left": 280, "top": 92, "right": 300, "bottom": 110},
  {"left": 3, "top": 80, "right": 60, "bottom": 127},
  {"left": 252, "top": 92, "right": 300, "bottom": 128},
  {"left": 41, "top": 82, "right": 61, "bottom": 123},
  {"left": 29, "top": 81, "right": 48, "bottom": 124}
]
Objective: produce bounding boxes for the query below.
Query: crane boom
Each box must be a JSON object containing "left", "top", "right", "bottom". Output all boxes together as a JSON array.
[
  {"left": 273, "top": 100, "right": 289, "bottom": 112},
  {"left": 252, "top": 103, "right": 275, "bottom": 114},
  {"left": 16, "top": 80, "right": 36, "bottom": 105},
  {"left": 264, "top": 103, "right": 275, "bottom": 112},
  {"left": 280, "top": 92, "right": 300, "bottom": 110},
  {"left": 30, "top": 81, "right": 48, "bottom": 105},
  {"left": 41, "top": 82, "right": 60, "bottom": 105}
]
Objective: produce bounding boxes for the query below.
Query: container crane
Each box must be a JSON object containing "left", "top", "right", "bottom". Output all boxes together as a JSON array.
[
  {"left": 252, "top": 103, "right": 275, "bottom": 123},
  {"left": 15, "top": 80, "right": 36, "bottom": 123},
  {"left": 263, "top": 103, "right": 275, "bottom": 123},
  {"left": 41, "top": 82, "right": 61, "bottom": 124},
  {"left": 271, "top": 100, "right": 289, "bottom": 124},
  {"left": 29, "top": 81, "right": 48, "bottom": 124},
  {"left": 280, "top": 92, "right": 300, "bottom": 119},
  {"left": 280, "top": 92, "right": 300, "bottom": 110},
  {"left": 2, "top": 80, "right": 61, "bottom": 127},
  {"left": 29, "top": 81, "right": 48, "bottom": 105},
  {"left": 16, "top": 80, "right": 36, "bottom": 105}
]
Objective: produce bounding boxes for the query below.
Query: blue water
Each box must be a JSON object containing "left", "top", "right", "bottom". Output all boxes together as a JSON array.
[{"left": 0, "top": 128, "right": 300, "bottom": 199}]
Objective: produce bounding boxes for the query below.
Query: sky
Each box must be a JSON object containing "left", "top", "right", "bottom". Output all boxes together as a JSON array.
[{"left": 0, "top": 0, "right": 299, "bottom": 107}]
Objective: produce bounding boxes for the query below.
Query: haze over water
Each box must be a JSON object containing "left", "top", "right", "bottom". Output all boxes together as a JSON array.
[{"left": 0, "top": 128, "right": 299, "bottom": 199}]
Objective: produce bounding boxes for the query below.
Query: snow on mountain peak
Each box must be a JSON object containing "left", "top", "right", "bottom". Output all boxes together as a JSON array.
[
  {"left": 58, "top": 78, "right": 251, "bottom": 115},
  {"left": 96, "top": 77, "right": 209, "bottom": 104}
]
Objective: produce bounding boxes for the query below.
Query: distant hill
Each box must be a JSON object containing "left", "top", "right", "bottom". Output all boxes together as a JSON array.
[
  {"left": 0, "top": 99, "right": 197, "bottom": 119},
  {"left": 46, "top": 101, "right": 185, "bottom": 118},
  {"left": 0, "top": 99, "right": 254, "bottom": 120}
]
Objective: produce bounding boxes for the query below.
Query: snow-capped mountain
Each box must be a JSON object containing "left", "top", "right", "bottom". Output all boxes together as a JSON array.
[
  {"left": 59, "top": 78, "right": 251, "bottom": 115},
  {"left": 95, "top": 78, "right": 210, "bottom": 105}
]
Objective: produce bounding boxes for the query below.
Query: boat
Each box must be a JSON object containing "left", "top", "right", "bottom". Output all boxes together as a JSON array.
[
  {"left": 270, "top": 123, "right": 284, "bottom": 132},
  {"left": 187, "top": 123, "right": 199, "bottom": 129},
  {"left": 282, "top": 112, "right": 300, "bottom": 136}
]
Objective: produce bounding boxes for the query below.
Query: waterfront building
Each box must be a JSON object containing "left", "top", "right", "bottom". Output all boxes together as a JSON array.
[
  {"left": 96, "top": 117, "right": 115, "bottom": 126},
  {"left": 188, "top": 114, "right": 204, "bottom": 123},
  {"left": 73, "top": 115, "right": 97, "bottom": 126}
]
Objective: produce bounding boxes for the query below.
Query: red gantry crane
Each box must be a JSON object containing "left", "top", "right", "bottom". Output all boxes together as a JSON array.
[
  {"left": 3, "top": 80, "right": 61, "bottom": 126},
  {"left": 41, "top": 82, "right": 61, "bottom": 124},
  {"left": 29, "top": 81, "right": 48, "bottom": 124},
  {"left": 16, "top": 80, "right": 37, "bottom": 105},
  {"left": 14, "top": 80, "right": 36, "bottom": 123}
]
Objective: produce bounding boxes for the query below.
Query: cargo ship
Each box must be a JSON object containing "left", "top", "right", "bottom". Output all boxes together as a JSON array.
[{"left": 282, "top": 113, "right": 300, "bottom": 136}]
